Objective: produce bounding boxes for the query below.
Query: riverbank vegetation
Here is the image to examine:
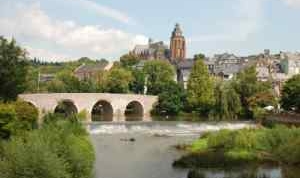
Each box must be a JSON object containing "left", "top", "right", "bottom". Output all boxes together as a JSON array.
[
  {"left": 0, "top": 105, "right": 95, "bottom": 178},
  {"left": 173, "top": 125, "right": 300, "bottom": 177},
  {"left": 0, "top": 37, "right": 95, "bottom": 178}
]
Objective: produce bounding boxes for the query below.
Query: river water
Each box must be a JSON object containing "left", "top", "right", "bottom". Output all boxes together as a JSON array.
[{"left": 87, "top": 121, "right": 299, "bottom": 178}]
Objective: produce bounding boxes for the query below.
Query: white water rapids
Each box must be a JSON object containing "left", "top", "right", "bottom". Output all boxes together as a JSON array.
[{"left": 87, "top": 121, "right": 256, "bottom": 136}]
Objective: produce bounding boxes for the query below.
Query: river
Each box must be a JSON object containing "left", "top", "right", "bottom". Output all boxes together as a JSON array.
[{"left": 87, "top": 121, "right": 299, "bottom": 178}]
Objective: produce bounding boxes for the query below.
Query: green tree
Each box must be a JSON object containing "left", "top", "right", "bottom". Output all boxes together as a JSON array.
[
  {"left": 57, "top": 71, "right": 81, "bottom": 92},
  {"left": 281, "top": 74, "right": 300, "bottom": 113},
  {"left": 48, "top": 71, "right": 98, "bottom": 93},
  {"left": 213, "top": 81, "right": 242, "bottom": 120},
  {"left": 79, "top": 79, "right": 97, "bottom": 93},
  {"left": 143, "top": 60, "right": 175, "bottom": 95},
  {"left": 105, "top": 67, "right": 133, "bottom": 93},
  {"left": 95, "top": 70, "right": 108, "bottom": 92},
  {"left": 194, "top": 53, "right": 205, "bottom": 61},
  {"left": 129, "top": 69, "right": 145, "bottom": 94},
  {"left": 120, "top": 53, "right": 139, "bottom": 68},
  {"left": 234, "top": 66, "right": 273, "bottom": 118},
  {"left": 47, "top": 80, "right": 67, "bottom": 93},
  {"left": 0, "top": 37, "right": 28, "bottom": 101},
  {"left": 187, "top": 59, "right": 215, "bottom": 115},
  {"left": 25, "top": 66, "right": 39, "bottom": 93},
  {"left": 153, "top": 81, "right": 186, "bottom": 115}
]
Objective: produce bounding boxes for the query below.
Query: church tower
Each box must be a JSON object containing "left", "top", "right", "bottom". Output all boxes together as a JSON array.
[{"left": 170, "top": 23, "right": 186, "bottom": 62}]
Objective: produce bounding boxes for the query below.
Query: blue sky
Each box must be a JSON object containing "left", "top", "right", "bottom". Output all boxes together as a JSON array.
[{"left": 0, "top": 0, "right": 300, "bottom": 61}]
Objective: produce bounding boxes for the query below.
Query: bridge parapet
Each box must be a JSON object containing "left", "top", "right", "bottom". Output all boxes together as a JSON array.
[{"left": 19, "top": 93, "right": 158, "bottom": 122}]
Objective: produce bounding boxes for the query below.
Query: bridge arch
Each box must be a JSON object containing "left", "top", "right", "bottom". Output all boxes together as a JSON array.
[
  {"left": 19, "top": 99, "right": 38, "bottom": 109},
  {"left": 91, "top": 100, "right": 113, "bottom": 121},
  {"left": 54, "top": 99, "right": 78, "bottom": 117},
  {"left": 125, "top": 101, "right": 144, "bottom": 121}
]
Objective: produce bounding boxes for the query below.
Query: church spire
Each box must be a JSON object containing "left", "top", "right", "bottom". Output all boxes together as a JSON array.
[
  {"left": 172, "top": 23, "right": 183, "bottom": 37},
  {"left": 170, "top": 23, "right": 186, "bottom": 62}
]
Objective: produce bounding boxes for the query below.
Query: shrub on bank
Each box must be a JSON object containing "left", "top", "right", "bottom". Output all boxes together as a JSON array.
[
  {"left": 0, "top": 103, "right": 16, "bottom": 139},
  {"left": 174, "top": 125, "right": 300, "bottom": 169},
  {"left": 0, "top": 116, "right": 95, "bottom": 178},
  {"left": 0, "top": 133, "right": 71, "bottom": 178},
  {"left": 0, "top": 101, "right": 38, "bottom": 139}
]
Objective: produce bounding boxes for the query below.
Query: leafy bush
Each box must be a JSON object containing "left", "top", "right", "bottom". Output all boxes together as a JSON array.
[
  {"left": 0, "top": 133, "right": 71, "bottom": 178},
  {"left": 180, "top": 125, "right": 300, "bottom": 168},
  {"left": 281, "top": 74, "right": 300, "bottom": 113},
  {"left": 13, "top": 100, "right": 38, "bottom": 130},
  {"left": 230, "top": 129, "right": 260, "bottom": 151},
  {"left": 0, "top": 116, "right": 95, "bottom": 178},
  {"left": 0, "top": 103, "right": 17, "bottom": 139},
  {"left": 0, "top": 101, "right": 38, "bottom": 139},
  {"left": 190, "top": 138, "right": 208, "bottom": 152},
  {"left": 225, "top": 150, "right": 257, "bottom": 161},
  {"left": 207, "top": 129, "right": 234, "bottom": 149},
  {"left": 275, "top": 138, "right": 300, "bottom": 165}
]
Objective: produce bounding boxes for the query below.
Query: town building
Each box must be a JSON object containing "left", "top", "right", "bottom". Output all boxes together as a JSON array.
[
  {"left": 211, "top": 53, "right": 250, "bottom": 80},
  {"left": 280, "top": 52, "right": 300, "bottom": 77},
  {"left": 74, "top": 62, "right": 113, "bottom": 81},
  {"left": 130, "top": 24, "right": 300, "bottom": 96}
]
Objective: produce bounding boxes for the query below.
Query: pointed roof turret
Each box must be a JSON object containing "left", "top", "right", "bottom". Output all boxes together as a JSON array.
[{"left": 172, "top": 23, "right": 183, "bottom": 37}]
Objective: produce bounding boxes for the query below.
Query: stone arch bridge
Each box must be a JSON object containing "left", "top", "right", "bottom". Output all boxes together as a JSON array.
[{"left": 19, "top": 93, "right": 158, "bottom": 122}]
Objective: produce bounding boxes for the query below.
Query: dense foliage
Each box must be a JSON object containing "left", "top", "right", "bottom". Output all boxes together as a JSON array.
[
  {"left": 0, "top": 101, "right": 38, "bottom": 139},
  {"left": 0, "top": 37, "right": 28, "bottom": 101},
  {"left": 233, "top": 66, "right": 275, "bottom": 118},
  {"left": 281, "top": 74, "right": 300, "bottom": 113},
  {"left": 120, "top": 53, "right": 140, "bottom": 68},
  {"left": 129, "top": 69, "right": 145, "bottom": 94},
  {"left": 105, "top": 67, "right": 133, "bottom": 93},
  {"left": 212, "top": 81, "right": 241, "bottom": 120},
  {"left": 187, "top": 60, "right": 214, "bottom": 116},
  {"left": 143, "top": 60, "right": 175, "bottom": 95},
  {"left": 0, "top": 117, "right": 95, "bottom": 178},
  {"left": 174, "top": 125, "right": 300, "bottom": 168},
  {"left": 0, "top": 109, "right": 95, "bottom": 178},
  {"left": 152, "top": 81, "right": 186, "bottom": 115}
]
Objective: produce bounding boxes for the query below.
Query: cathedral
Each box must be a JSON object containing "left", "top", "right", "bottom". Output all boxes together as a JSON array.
[
  {"left": 130, "top": 23, "right": 190, "bottom": 87},
  {"left": 131, "top": 23, "right": 186, "bottom": 63}
]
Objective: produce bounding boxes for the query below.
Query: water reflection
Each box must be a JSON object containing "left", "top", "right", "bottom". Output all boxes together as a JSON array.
[{"left": 188, "top": 166, "right": 300, "bottom": 178}]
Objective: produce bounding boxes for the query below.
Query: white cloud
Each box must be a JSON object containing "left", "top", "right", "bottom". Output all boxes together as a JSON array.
[
  {"left": 71, "top": 0, "right": 134, "bottom": 24},
  {"left": 189, "top": 0, "right": 265, "bottom": 43},
  {"left": 283, "top": 0, "right": 300, "bottom": 7},
  {"left": 0, "top": 2, "right": 148, "bottom": 61}
]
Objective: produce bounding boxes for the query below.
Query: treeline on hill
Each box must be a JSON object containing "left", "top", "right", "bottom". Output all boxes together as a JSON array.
[
  {"left": 1, "top": 36, "right": 300, "bottom": 121},
  {"left": 0, "top": 37, "right": 95, "bottom": 178}
]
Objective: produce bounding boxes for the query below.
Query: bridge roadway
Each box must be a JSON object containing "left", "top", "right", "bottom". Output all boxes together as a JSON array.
[{"left": 19, "top": 93, "right": 158, "bottom": 122}]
